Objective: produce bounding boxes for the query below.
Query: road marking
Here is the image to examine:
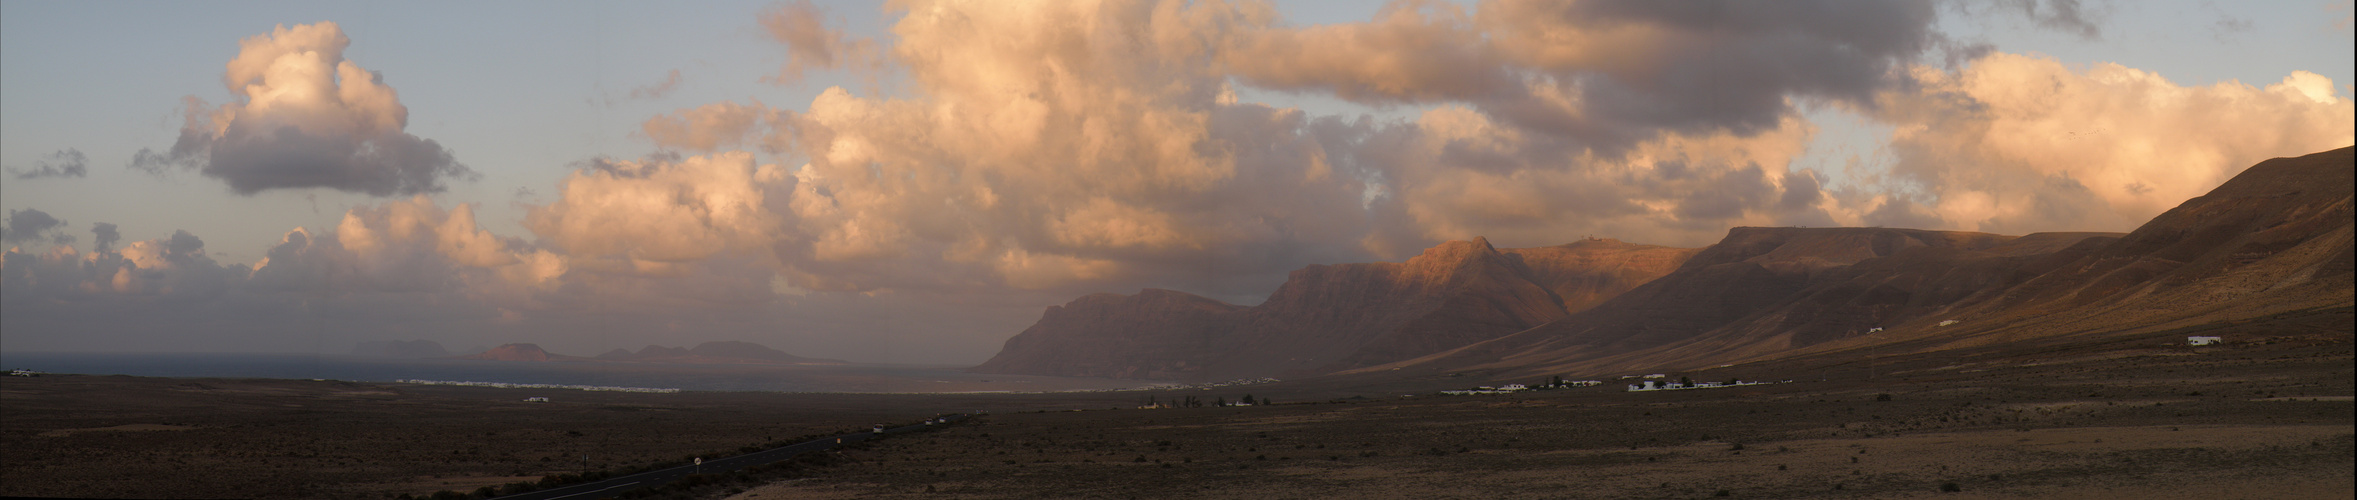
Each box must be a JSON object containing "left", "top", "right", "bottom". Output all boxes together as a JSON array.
[{"left": 545, "top": 481, "right": 640, "bottom": 500}]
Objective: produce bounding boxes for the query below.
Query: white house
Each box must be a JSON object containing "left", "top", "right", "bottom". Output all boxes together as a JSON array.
[{"left": 2187, "top": 336, "right": 2223, "bottom": 346}]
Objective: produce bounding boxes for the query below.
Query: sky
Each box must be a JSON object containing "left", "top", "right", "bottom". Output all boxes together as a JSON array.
[{"left": 2, "top": 0, "right": 2351, "bottom": 364}]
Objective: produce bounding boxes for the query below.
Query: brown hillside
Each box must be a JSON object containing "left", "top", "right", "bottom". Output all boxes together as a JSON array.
[
  {"left": 1392, "top": 228, "right": 2073, "bottom": 376},
  {"left": 969, "top": 289, "right": 1246, "bottom": 379},
  {"left": 1381, "top": 147, "right": 2353, "bottom": 379},
  {"left": 973, "top": 238, "right": 1695, "bottom": 381}
]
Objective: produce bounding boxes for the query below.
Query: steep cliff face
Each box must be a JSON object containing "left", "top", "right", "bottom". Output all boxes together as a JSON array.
[
  {"left": 969, "top": 289, "right": 1245, "bottom": 379},
  {"left": 1428, "top": 228, "right": 2032, "bottom": 366},
  {"left": 1505, "top": 239, "right": 1703, "bottom": 314},
  {"left": 1213, "top": 237, "right": 1569, "bottom": 378},
  {"left": 1390, "top": 147, "right": 2354, "bottom": 378},
  {"left": 1977, "top": 147, "right": 2355, "bottom": 319},
  {"left": 974, "top": 237, "right": 1696, "bottom": 380}
]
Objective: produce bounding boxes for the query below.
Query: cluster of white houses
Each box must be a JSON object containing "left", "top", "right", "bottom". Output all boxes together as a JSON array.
[
  {"left": 397, "top": 379, "right": 681, "bottom": 393},
  {"left": 1431, "top": 373, "right": 1808, "bottom": 396},
  {"left": 1432, "top": 335, "right": 2231, "bottom": 397},
  {"left": 1625, "top": 378, "right": 1785, "bottom": 392},
  {"left": 1437, "top": 377, "right": 1610, "bottom": 395}
]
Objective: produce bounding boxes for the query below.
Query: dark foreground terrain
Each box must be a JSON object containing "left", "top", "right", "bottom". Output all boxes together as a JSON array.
[
  {"left": 3, "top": 310, "right": 2350, "bottom": 499},
  {"left": 739, "top": 310, "right": 2354, "bottom": 499}
]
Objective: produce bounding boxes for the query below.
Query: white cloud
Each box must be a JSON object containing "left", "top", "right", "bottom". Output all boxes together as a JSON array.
[{"left": 131, "top": 22, "right": 474, "bottom": 196}]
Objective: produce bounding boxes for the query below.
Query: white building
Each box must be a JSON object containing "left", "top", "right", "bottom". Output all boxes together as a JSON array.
[{"left": 2187, "top": 336, "right": 2223, "bottom": 346}]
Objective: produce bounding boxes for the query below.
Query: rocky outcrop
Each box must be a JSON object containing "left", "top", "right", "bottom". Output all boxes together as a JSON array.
[{"left": 974, "top": 237, "right": 1695, "bottom": 380}]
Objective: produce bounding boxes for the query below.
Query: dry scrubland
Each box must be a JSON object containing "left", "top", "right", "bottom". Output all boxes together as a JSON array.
[
  {"left": 739, "top": 315, "right": 2355, "bottom": 499},
  {"left": 0, "top": 378, "right": 1003, "bottom": 499},
  {"left": 3, "top": 313, "right": 2351, "bottom": 499}
]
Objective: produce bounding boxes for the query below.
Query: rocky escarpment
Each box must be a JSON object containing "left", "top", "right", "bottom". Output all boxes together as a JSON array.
[
  {"left": 968, "top": 289, "right": 1245, "bottom": 379},
  {"left": 973, "top": 237, "right": 1696, "bottom": 380},
  {"left": 1391, "top": 147, "right": 2354, "bottom": 378}
]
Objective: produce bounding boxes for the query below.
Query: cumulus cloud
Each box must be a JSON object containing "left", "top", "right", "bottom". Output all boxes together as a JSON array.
[
  {"left": 16, "top": 0, "right": 2354, "bottom": 363},
  {"left": 9, "top": 149, "right": 89, "bottom": 180},
  {"left": 760, "top": 0, "right": 885, "bottom": 87},
  {"left": 1224, "top": 0, "right": 1941, "bottom": 155},
  {"left": 91, "top": 222, "right": 121, "bottom": 254},
  {"left": 0, "top": 224, "right": 231, "bottom": 302},
  {"left": 3, "top": 208, "right": 74, "bottom": 247},
  {"left": 129, "top": 22, "right": 475, "bottom": 196},
  {"left": 1863, "top": 52, "right": 2356, "bottom": 234},
  {"left": 607, "top": 0, "right": 1942, "bottom": 296}
]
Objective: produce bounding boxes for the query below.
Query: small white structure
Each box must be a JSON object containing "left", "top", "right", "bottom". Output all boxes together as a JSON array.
[
  {"left": 1937, "top": 320, "right": 1960, "bottom": 327},
  {"left": 523, "top": 397, "right": 550, "bottom": 402},
  {"left": 2187, "top": 336, "right": 2222, "bottom": 346}
]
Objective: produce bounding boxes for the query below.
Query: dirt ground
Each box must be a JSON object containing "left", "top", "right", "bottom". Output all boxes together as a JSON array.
[
  {"left": 729, "top": 327, "right": 2354, "bottom": 499},
  {"left": 3, "top": 323, "right": 2349, "bottom": 499}
]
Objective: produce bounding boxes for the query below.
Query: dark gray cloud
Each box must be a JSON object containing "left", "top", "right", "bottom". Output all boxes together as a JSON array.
[
  {"left": 3, "top": 208, "right": 73, "bottom": 246},
  {"left": 1229, "top": 0, "right": 1944, "bottom": 157},
  {"left": 133, "top": 115, "right": 477, "bottom": 196},
  {"left": 9, "top": 149, "right": 89, "bottom": 180},
  {"left": 1528, "top": 0, "right": 1941, "bottom": 137},
  {"left": 92, "top": 222, "right": 120, "bottom": 253},
  {"left": 1999, "top": 0, "right": 2104, "bottom": 40}
]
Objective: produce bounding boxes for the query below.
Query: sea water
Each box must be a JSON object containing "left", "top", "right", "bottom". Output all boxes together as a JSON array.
[{"left": 0, "top": 352, "right": 1148, "bottom": 393}]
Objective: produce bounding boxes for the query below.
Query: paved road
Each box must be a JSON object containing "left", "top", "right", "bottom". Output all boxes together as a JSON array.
[{"left": 496, "top": 414, "right": 971, "bottom": 500}]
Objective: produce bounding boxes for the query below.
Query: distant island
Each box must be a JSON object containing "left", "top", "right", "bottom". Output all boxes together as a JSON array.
[{"left": 439, "top": 341, "right": 845, "bottom": 365}]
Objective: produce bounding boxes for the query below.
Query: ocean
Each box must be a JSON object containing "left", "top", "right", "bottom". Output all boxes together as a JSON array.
[{"left": 0, "top": 352, "right": 1153, "bottom": 393}]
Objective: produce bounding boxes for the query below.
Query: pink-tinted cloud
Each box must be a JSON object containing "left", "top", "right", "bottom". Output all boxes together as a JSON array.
[
  {"left": 130, "top": 22, "right": 474, "bottom": 196},
  {"left": 1864, "top": 52, "right": 2356, "bottom": 234},
  {"left": 760, "top": 0, "right": 885, "bottom": 87}
]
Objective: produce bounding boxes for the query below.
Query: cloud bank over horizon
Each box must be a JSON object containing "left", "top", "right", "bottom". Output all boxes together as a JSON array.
[{"left": 4, "top": 0, "right": 2350, "bottom": 363}]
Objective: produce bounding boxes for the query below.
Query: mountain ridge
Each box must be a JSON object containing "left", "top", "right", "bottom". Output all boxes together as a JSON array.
[{"left": 983, "top": 147, "right": 2353, "bottom": 383}]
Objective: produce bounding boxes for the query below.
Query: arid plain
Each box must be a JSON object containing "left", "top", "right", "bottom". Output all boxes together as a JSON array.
[{"left": 5, "top": 307, "right": 2347, "bottom": 499}]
